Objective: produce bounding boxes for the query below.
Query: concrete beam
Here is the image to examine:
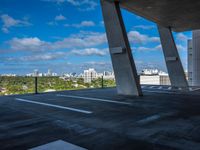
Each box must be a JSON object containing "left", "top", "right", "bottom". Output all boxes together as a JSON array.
[
  {"left": 158, "top": 25, "right": 188, "bottom": 89},
  {"left": 101, "top": 0, "right": 142, "bottom": 96}
]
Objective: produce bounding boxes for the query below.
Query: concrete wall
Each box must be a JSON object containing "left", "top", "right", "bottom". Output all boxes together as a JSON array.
[{"left": 192, "top": 30, "right": 200, "bottom": 86}]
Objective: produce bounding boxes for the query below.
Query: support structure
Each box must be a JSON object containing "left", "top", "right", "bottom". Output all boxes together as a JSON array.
[
  {"left": 158, "top": 25, "right": 189, "bottom": 89},
  {"left": 101, "top": 0, "right": 142, "bottom": 96}
]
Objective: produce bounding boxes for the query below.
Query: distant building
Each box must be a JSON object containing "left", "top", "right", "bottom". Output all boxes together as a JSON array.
[
  {"left": 188, "top": 39, "right": 193, "bottom": 86},
  {"left": 83, "top": 68, "right": 97, "bottom": 83},
  {"left": 51, "top": 73, "right": 57, "bottom": 76},
  {"left": 188, "top": 30, "right": 200, "bottom": 86},
  {"left": 141, "top": 69, "right": 159, "bottom": 75},
  {"left": 140, "top": 69, "right": 170, "bottom": 85},
  {"left": 34, "top": 69, "right": 39, "bottom": 77},
  {"left": 103, "top": 71, "right": 115, "bottom": 80},
  {"left": 140, "top": 75, "right": 171, "bottom": 85},
  {"left": 47, "top": 69, "right": 52, "bottom": 76},
  {"left": 0, "top": 74, "right": 16, "bottom": 77}
]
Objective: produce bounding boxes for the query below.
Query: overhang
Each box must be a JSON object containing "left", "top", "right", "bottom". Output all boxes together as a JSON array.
[{"left": 106, "top": 0, "right": 200, "bottom": 32}]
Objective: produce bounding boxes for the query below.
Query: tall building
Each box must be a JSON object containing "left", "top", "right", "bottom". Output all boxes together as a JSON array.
[
  {"left": 47, "top": 69, "right": 52, "bottom": 76},
  {"left": 187, "top": 39, "right": 193, "bottom": 86},
  {"left": 83, "top": 68, "right": 97, "bottom": 83},
  {"left": 192, "top": 30, "right": 200, "bottom": 86},
  {"left": 187, "top": 30, "right": 200, "bottom": 86},
  {"left": 33, "top": 69, "right": 39, "bottom": 77}
]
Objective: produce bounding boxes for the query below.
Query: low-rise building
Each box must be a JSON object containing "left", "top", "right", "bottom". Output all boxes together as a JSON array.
[{"left": 83, "top": 68, "right": 97, "bottom": 83}]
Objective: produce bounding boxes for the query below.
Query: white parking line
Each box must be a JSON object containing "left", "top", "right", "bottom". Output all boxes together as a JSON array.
[
  {"left": 136, "top": 112, "right": 176, "bottom": 125},
  {"left": 189, "top": 87, "right": 200, "bottom": 91},
  {"left": 142, "top": 90, "right": 177, "bottom": 94},
  {"left": 56, "top": 94, "right": 132, "bottom": 106},
  {"left": 15, "top": 98, "right": 92, "bottom": 114},
  {"left": 168, "top": 87, "right": 172, "bottom": 90}
]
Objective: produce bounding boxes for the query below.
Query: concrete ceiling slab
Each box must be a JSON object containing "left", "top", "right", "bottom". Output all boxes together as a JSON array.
[{"left": 106, "top": 0, "right": 200, "bottom": 32}]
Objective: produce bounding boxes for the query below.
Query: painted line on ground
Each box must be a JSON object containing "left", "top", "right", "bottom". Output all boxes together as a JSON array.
[
  {"left": 56, "top": 94, "right": 132, "bottom": 106},
  {"left": 189, "top": 87, "right": 200, "bottom": 92},
  {"left": 15, "top": 98, "right": 92, "bottom": 114},
  {"left": 136, "top": 112, "right": 176, "bottom": 125},
  {"left": 168, "top": 87, "right": 172, "bottom": 90},
  {"left": 142, "top": 89, "right": 179, "bottom": 94}
]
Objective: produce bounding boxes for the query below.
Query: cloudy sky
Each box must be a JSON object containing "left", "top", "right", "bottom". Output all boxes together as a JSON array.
[{"left": 0, "top": 0, "right": 191, "bottom": 75}]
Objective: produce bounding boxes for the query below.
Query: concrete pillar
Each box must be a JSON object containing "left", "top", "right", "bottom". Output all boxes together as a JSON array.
[
  {"left": 101, "top": 0, "right": 142, "bottom": 96},
  {"left": 158, "top": 25, "right": 188, "bottom": 89}
]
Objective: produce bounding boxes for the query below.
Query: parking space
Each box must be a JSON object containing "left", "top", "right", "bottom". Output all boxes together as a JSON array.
[{"left": 0, "top": 87, "right": 200, "bottom": 150}]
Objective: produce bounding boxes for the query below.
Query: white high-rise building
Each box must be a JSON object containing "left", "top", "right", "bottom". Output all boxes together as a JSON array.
[
  {"left": 187, "top": 30, "right": 200, "bottom": 86},
  {"left": 33, "top": 69, "right": 39, "bottom": 77},
  {"left": 47, "top": 69, "right": 52, "bottom": 76},
  {"left": 188, "top": 39, "right": 193, "bottom": 86},
  {"left": 192, "top": 30, "right": 200, "bottom": 86},
  {"left": 83, "top": 68, "right": 97, "bottom": 83}
]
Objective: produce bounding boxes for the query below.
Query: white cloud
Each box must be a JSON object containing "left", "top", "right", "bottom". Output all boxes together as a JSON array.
[
  {"left": 47, "top": 21, "right": 57, "bottom": 26},
  {"left": 176, "top": 33, "right": 188, "bottom": 42},
  {"left": 177, "top": 44, "right": 186, "bottom": 51},
  {"left": 133, "top": 25, "right": 155, "bottom": 30},
  {"left": 7, "top": 52, "right": 66, "bottom": 62},
  {"left": 134, "top": 44, "right": 162, "bottom": 51},
  {"left": 128, "top": 31, "right": 160, "bottom": 44},
  {"left": 22, "top": 52, "right": 65, "bottom": 61},
  {"left": 42, "top": 0, "right": 66, "bottom": 4},
  {"left": 71, "top": 48, "right": 107, "bottom": 56},
  {"left": 47, "top": 14, "right": 66, "bottom": 26},
  {"left": 52, "top": 31, "right": 106, "bottom": 49},
  {"left": 1, "top": 14, "right": 31, "bottom": 33},
  {"left": 64, "top": 20, "right": 95, "bottom": 28},
  {"left": 55, "top": 14, "right": 66, "bottom": 21},
  {"left": 1, "top": 27, "right": 9, "bottom": 33},
  {"left": 9, "top": 37, "right": 47, "bottom": 51},
  {"left": 133, "top": 44, "right": 186, "bottom": 52},
  {"left": 8, "top": 31, "right": 107, "bottom": 51},
  {"left": 78, "top": 21, "right": 95, "bottom": 27},
  {"left": 67, "top": 0, "right": 97, "bottom": 11},
  {"left": 42, "top": 0, "right": 97, "bottom": 11}
]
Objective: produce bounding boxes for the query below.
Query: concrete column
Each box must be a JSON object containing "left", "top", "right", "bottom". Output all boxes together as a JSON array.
[
  {"left": 158, "top": 25, "right": 188, "bottom": 89},
  {"left": 101, "top": 0, "right": 142, "bottom": 96}
]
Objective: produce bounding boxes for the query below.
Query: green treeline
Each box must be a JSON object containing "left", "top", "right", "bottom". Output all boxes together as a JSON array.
[{"left": 0, "top": 76, "right": 116, "bottom": 95}]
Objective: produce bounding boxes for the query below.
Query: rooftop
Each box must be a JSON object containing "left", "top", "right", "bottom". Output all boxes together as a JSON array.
[{"left": 0, "top": 86, "right": 200, "bottom": 149}]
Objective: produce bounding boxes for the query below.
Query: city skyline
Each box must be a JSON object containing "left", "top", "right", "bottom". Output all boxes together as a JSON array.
[{"left": 0, "top": 0, "right": 191, "bottom": 75}]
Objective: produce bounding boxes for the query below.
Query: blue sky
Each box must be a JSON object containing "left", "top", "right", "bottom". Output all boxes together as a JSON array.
[{"left": 0, "top": 0, "right": 192, "bottom": 75}]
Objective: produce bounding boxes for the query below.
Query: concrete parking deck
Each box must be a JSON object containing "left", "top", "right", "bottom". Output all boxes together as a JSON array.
[{"left": 0, "top": 86, "right": 200, "bottom": 150}]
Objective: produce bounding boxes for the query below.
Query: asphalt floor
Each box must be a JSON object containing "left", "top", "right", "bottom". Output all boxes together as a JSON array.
[{"left": 0, "top": 86, "right": 200, "bottom": 150}]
